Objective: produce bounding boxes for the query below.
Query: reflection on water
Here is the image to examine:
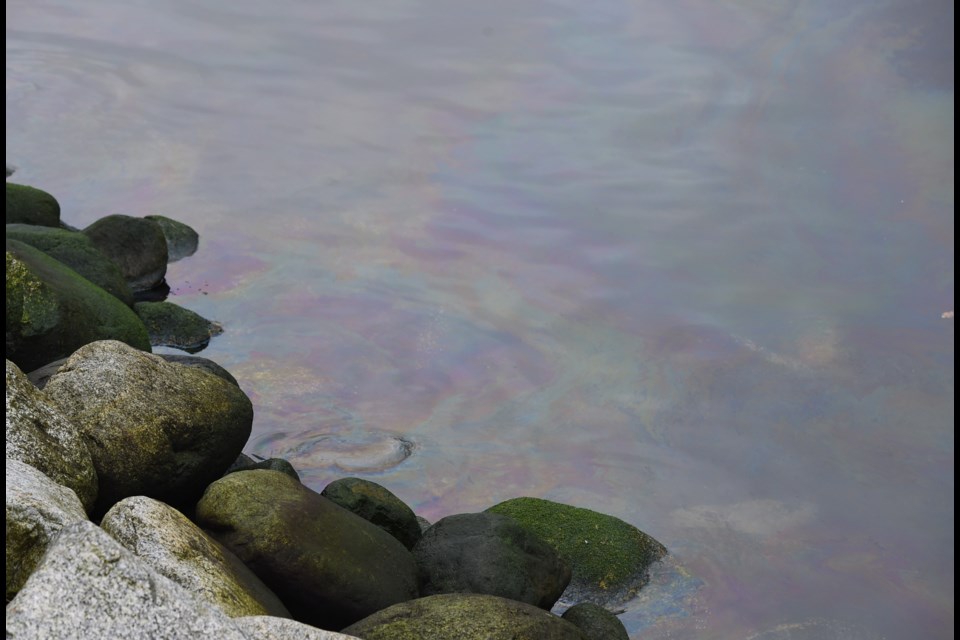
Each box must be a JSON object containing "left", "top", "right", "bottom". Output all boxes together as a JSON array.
[{"left": 6, "top": 0, "right": 953, "bottom": 637}]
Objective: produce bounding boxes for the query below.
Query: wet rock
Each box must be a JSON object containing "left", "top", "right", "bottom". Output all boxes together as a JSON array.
[
  {"left": 101, "top": 496, "right": 290, "bottom": 618},
  {"left": 561, "top": 603, "right": 629, "bottom": 640},
  {"left": 487, "top": 497, "right": 667, "bottom": 608},
  {"left": 225, "top": 453, "right": 300, "bottom": 481},
  {"left": 322, "top": 477, "right": 422, "bottom": 550},
  {"left": 156, "top": 353, "right": 240, "bottom": 387},
  {"left": 6, "top": 459, "right": 88, "bottom": 601},
  {"left": 43, "top": 340, "right": 252, "bottom": 515},
  {"left": 6, "top": 183, "right": 60, "bottom": 227},
  {"left": 82, "top": 214, "right": 168, "bottom": 292},
  {"left": 6, "top": 223, "right": 134, "bottom": 306},
  {"left": 195, "top": 469, "right": 418, "bottom": 630},
  {"left": 6, "top": 360, "right": 98, "bottom": 513},
  {"left": 234, "top": 616, "right": 361, "bottom": 640},
  {"left": 341, "top": 593, "right": 588, "bottom": 640},
  {"left": 145, "top": 215, "right": 199, "bottom": 263},
  {"left": 134, "top": 301, "right": 223, "bottom": 353},
  {"left": 5, "top": 240, "right": 151, "bottom": 373},
  {"left": 6, "top": 520, "right": 249, "bottom": 639},
  {"left": 413, "top": 512, "right": 571, "bottom": 610}
]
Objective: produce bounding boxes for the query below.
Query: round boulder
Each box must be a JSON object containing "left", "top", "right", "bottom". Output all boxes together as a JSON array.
[
  {"left": 82, "top": 214, "right": 168, "bottom": 292},
  {"left": 322, "top": 477, "right": 422, "bottom": 550},
  {"left": 6, "top": 183, "right": 60, "bottom": 227},
  {"left": 195, "top": 469, "right": 418, "bottom": 630},
  {"left": 412, "top": 512, "right": 571, "bottom": 610},
  {"left": 144, "top": 215, "right": 199, "bottom": 262},
  {"left": 561, "top": 603, "right": 629, "bottom": 640},
  {"left": 43, "top": 340, "right": 253, "bottom": 515}
]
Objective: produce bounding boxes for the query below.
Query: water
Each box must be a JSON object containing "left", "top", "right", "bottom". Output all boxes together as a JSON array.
[{"left": 6, "top": 1, "right": 953, "bottom": 637}]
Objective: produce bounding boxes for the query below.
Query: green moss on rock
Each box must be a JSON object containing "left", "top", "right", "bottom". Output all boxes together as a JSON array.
[
  {"left": 486, "top": 497, "right": 667, "bottom": 607},
  {"left": 6, "top": 183, "right": 61, "bottom": 227},
  {"left": 134, "top": 301, "right": 221, "bottom": 352}
]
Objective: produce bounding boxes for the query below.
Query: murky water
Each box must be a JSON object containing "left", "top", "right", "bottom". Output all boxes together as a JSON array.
[{"left": 7, "top": 1, "right": 953, "bottom": 637}]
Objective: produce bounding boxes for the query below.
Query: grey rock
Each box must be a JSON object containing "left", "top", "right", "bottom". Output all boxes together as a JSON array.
[
  {"left": 43, "top": 340, "right": 252, "bottom": 515},
  {"left": 6, "top": 359, "right": 98, "bottom": 512},
  {"left": 6, "top": 520, "right": 250, "bottom": 639},
  {"left": 342, "top": 593, "right": 588, "bottom": 640},
  {"left": 82, "top": 214, "right": 168, "bottom": 292},
  {"left": 101, "top": 496, "right": 291, "bottom": 618},
  {"left": 5, "top": 240, "right": 152, "bottom": 372},
  {"left": 234, "top": 616, "right": 361, "bottom": 640},
  {"left": 413, "top": 512, "right": 571, "bottom": 610},
  {"left": 561, "top": 603, "right": 629, "bottom": 640},
  {"left": 144, "top": 215, "right": 199, "bottom": 263},
  {"left": 24, "top": 358, "right": 67, "bottom": 389},
  {"left": 322, "top": 477, "right": 422, "bottom": 550},
  {"left": 195, "top": 469, "right": 418, "bottom": 630},
  {"left": 6, "top": 459, "right": 88, "bottom": 601},
  {"left": 6, "top": 223, "right": 134, "bottom": 305},
  {"left": 225, "top": 454, "right": 300, "bottom": 481}
]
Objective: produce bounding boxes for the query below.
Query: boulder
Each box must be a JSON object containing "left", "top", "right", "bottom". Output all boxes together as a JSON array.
[
  {"left": 6, "top": 459, "right": 88, "bottom": 601},
  {"left": 561, "top": 603, "right": 629, "bottom": 640},
  {"left": 156, "top": 353, "right": 240, "bottom": 387},
  {"left": 6, "top": 359, "right": 98, "bottom": 512},
  {"left": 43, "top": 340, "right": 252, "bottom": 514},
  {"left": 144, "top": 215, "right": 199, "bottom": 262},
  {"left": 225, "top": 453, "right": 300, "bottom": 481},
  {"left": 195, "top": 469, "right": 418, "bottom": 630},
  {"left": 82, "top": 214, "right": 168, "bottom": 292},
  {"left": 234, "top": 617, "right": 361, "bottom": 640},
  {"left": 341, "top": 593, "right": 588, "bottom": 640},
  {"left": 5, "top": 240, "right": 151, "bottom": 372},
  {"left": 412, "top": 512, "right": 570, "bottom": 610},
  {"left": 134, "top": 301, "right": 222, "bottom": 352},
  {"left": 6, "top": 183, "right": 60, "bottom": 227},
  {"left": 321, "top": 477, "right": 421, "bottom": 550},
  {"left": 487, "top": 497, "right": 667, "bottom": 608},
  {"left": 6, "top": 223, "right": 134, "bottom": 305},
  {"left": 101, "top": 496, "right": 291, "bottom": 618},
  {"left": 6, "top": 520, "right": 249, "bottom": 639}
]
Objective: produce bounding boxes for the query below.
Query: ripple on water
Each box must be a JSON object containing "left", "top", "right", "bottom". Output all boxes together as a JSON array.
[{"left": 249, "top": 428, "right": 416, "bottom": 476}]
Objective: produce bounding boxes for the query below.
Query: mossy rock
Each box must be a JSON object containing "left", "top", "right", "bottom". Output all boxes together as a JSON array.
[
  {"left": 322, "top": 477, "right": 422, "bottom": 550},
  {"left": 134, "top": 301, "right": 222, "bottom": 352},
  {"left": 82, "top": 215, "right": 168, "bottom": 292},
  {"left": 486, "top": 497, "right": 667, "bottom": 608},
  {"left": 144, "top": 215, "right": 198, "bottom": 262},
  {"left": 6, "top": 223, "right": 134, "bottom": 305},
  {"left": 561, "top": 602, "right": 629, "bottom": 640},
  {"left": 6, "top": 183, "right": 60, "bottom": 227},
  {"left": 5, "top": 240, "right": 151, "bottom": 372}
]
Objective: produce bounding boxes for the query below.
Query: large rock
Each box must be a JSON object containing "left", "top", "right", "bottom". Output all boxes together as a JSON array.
[
  {"left": 5, "top": 240, "right": 152, "bottom": 372},
  {"left": 225, "top": 453, "right": 300, "bottom": 481},
  {"left": 101, "top": 496, "right": 291, "bottom": 618},
  {"left": 195, "top": 469, "right": 418, "bottom": 630},
  {"left": 134, "top": 301, "right": 222, "bottom": 352},
  {"left": 321, "top": 477, "right": 422, "bottom": 550},
  {"left": 561, "top": 602, "right": 629, "bottom": 640},
  {"left": 412, "top": 512, "right": 570, "bottom": 610},
  {"left": 144, "top": 215, "right": 199, "bottom": 263},
  {"left": 28, "top": 353, "right": 240, "bottom": 390},
  {"left": 43, "top": 340, "right": 253, "bottom": 515},
  {"left": 6, "top": 360, "right": 98, "bottom": 513},
  {"left": 82, "top": 214, "right": 168, "bottom": 292},
  {"left": 341, "top": 593, "right": 588, "bottom": 640},
  {"left": 6, "top": 223, "right": 134, "bottom": 305},
  {"left": 6, "top": 183, "right": 60, "bottom": 227},
  {"left": 234, "top": 617, "right": 361, "bottom": 640},
  {"left": 6, "top": 520, "right": 250, "bottom": 639},
  {"left": 6, "top": 459, "right": 88, "bottom": 601},
  {"left": 487, "top": 498, "right": 668, "bottom": 608}
]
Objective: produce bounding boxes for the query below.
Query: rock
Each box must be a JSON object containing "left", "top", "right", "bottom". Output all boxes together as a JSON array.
[
  {"left": 341, "top": 593, "right": 588, "bottom": 640},
  {"left": 6, "top": 183, "right": 60, "bottom": 227},
  {"left": 134, "top": 301, "right": 223, "bottom": 353},
  {"left": 157, "top": 354, "right": 240, "bottom": 387},
  {"left": 412, "top": 512, "right": 570, "bottom": 610},
  {"left": 6, "top": 223, "right": 134, "bottom": 305},
  {"left": 6, "top": 360, "right": 98, "bottom": 513},
  {"left": 24, "top": 358, "right": 68, "bottom": 389},
  {"left": 195, "top": 469, "right": 418, "bottom": 630},
  {"left": 225, "top": 454, "right": 300, "bottom": 481},
  {"left": 6, "top": 520, "right": 250, "bottom": 639},
  {"left": 5, "top": 239, "right": 151, "bottom": 373},
  {"left": 100, "top": 496, "right": 291, "bottom": 618},
  {"left": 144, "top": 215, "right": 199, "bottom": 263},
  {"left": 561, "top": 603, "right": 629, "bottom": 640},
  {"left": 321, "top": 477, "right": 422, "bottom": 550},
  {"left": 234, "top": 617, "right": 362, "bottom": 640},
  {"left": 82, "top": 214, "right": 168, "bottom": 292},
  {"left": 43, "top": 340, "right": 252, "bottom": 515},
  {"left": 6, "top": 459, "right": 88, "bottom": 601},
  {"left": 486, "top": 498, "right": 667, "bottom": 608}
]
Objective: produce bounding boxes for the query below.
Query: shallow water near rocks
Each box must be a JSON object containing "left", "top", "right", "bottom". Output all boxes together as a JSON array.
[{"left": 6, "top": 1, "right": 953, "bottom": 638}]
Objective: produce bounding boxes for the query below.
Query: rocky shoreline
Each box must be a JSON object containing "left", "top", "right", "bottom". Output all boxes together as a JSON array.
[{"left": 6, "top": 179, "right": 667, "bottom": 639}]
